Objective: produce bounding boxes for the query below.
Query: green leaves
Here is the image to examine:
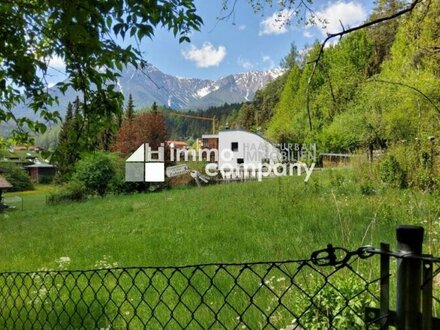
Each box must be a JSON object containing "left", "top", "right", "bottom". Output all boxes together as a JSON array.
[
  {"left": 264, "top": 0, "right": 439, "bottom": 155},
  {"left": 0, "top": 0, "right": 203, "bottom": 141},
  {"left": 179, "top": 35, "right": 191, "bottom": 43},
  {"left": 136, "top": 24, "right": 154, "bottom": 40}
]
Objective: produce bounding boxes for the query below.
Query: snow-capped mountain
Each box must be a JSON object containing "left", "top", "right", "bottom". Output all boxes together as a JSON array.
[
  {"left": 11, "top": 65, "right": 285, "bottom": 121},
  {"left": 117, "top": 64, "right": 285, "bottom": 109}
]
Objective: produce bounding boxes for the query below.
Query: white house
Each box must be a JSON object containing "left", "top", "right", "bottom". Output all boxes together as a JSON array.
[{"left": 202, "top": 129, "right": 281, "bottom": 179}]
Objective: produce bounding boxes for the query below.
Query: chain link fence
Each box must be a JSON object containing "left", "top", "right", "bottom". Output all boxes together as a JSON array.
[
  {"left": 0, "top": 252, "right": 380, "bottom": 329},
  {"left": 0, "top": 227, "right": 439, "bottom": 329}
]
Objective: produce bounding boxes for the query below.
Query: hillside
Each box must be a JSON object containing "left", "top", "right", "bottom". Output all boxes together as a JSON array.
[{"left": 237, "top": 0, "right": 439, "bottom": 156}]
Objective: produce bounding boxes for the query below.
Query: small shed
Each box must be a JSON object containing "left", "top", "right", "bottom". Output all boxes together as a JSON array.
[
  {"left": 319, "top": 153, "right": 353, "bottom": 168},
  {"left": 25, "top": 163, "right": 56, "bottom": 183}
]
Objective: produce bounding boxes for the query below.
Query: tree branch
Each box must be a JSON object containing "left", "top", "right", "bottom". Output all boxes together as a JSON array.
[
  {"left": 367, "top": 78, "right": 440, "bottom": 116},
  {"left": 305, "top": 0, "right": 422, "bottom": 131}
]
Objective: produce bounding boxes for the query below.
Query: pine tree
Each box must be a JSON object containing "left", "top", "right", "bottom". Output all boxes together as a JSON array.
[
  {"left": 125, "top": 94, "right": 135, "bottom": 121},
  {"left": 99, "top": 125, "right": 115, "bottom": 152},
  {"left": 366, "top": 0, "right": 404, "bottom": 75},
  {"left": 239, "top": 103, "right": 256, "bottom": 129},
  {"left": 72, "top": 97, "right": 82, "bottom": 133},
  {"left": 280, "top": 43, "right": 300, "bottom": 69},
  {"left": 58, "top": 103, "right": 73, "bottom": 148},
  {"left": 152, "top": 101, "right": 158, "bottom": 114},
  {"left": 53, "top": 102, "right": 81, "bottom": 182}
]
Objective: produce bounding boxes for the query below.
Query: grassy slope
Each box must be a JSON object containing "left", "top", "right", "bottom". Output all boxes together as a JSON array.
[{"left": 1, "top": 170, "right": 438, "bottom": 272}]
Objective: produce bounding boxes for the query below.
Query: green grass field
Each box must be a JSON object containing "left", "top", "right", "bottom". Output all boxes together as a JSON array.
[
  {"left": 1, "top": 169, "right": 438, "bottom": 272},
  {"left": 1, "top": 169, "right": 439, "bottom": 329}
]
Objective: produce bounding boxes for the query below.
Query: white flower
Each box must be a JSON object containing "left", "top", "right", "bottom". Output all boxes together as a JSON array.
[{"left": 55, "top": 256, "right": 71, "bottom": 269}]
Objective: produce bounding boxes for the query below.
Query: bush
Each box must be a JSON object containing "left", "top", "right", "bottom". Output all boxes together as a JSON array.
[
  {"left": 114, "top": 181, "right": 152, "bottom": 194},
  {"left": 360, "top": 181, "right": 376, "bottom": 195},
  {"left": 110, "top": 154, "right": 168, "bottom": 194},
  {"left": 353, "top": 142, "right": 439, "bottom": 191},
  {"left": 38, "top": 175, "right": 54, "bottom": 184},
  {"left": 293, "top": 275, "right": 377, "bottom": 329},
  {"left": 47, "top": 181, "right": 87, "bottom": 204},
  {"left": 73, "top": 152, "right": 118, "bottom": 197},
  {"left": 1, "top": 166, "right": 34, "bottom": 192},
  {"left": 380, "top": 155, "right": 407, "bottom": 188}
]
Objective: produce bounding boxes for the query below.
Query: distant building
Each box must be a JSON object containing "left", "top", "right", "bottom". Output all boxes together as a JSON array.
[
  {"left": 201, "top": 134, "right": 219, "bottom": 162},
  {"left": 25, "top": 162, "right": 56, "bottom": 183},
  {"left": 167, "top": 140, "right": 188, "bottom": 149},
  {"left": 319, "top": 153, "right": 353, "bottom": 168},
  {"left": 0, "top": 146, "right": 55, "bottom": 183},
  {"left": 167, "top": 140, "right": 190, "bottom": 161}
]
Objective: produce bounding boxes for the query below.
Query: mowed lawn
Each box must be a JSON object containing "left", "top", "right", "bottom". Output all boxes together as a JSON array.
[{"left": 0, "top": 170, "right": 438, "bottom": 272}]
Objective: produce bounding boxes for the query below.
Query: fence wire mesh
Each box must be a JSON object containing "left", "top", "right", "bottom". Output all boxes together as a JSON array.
[
  {"left": 0, "top": 252, "right": 381, "bottom": 329},
  {"left": 1, "top": 249, "right": 438, "bottom": 329}
]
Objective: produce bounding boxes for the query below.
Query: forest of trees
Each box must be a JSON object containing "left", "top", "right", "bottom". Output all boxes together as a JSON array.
[
  {"left": 164, "top": 103, "right": 242, "bottom": 139},
  {"left": 239, "top": 0, "right": 439, "bottom": 156},
  {"left": 35, "top": 101, "right": 242, "bottom": 150}
]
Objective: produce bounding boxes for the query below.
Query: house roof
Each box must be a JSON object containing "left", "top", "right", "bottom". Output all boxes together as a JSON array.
[
  {"left": 0, "top": 149, "right": 39, "bottom": 162},
  {"left": 218, "top": 129, "right": 277, "bottom": 146},
  {"left": 0, "top": 175, "right": 12, "bottom": 189},
  {"left": 167, "top": 140, "right": 188, "bottom": 148},
  {"left": 201, "top": 134, "right": 218, "bottom": 139},
  {"left": 24, "top": 163, "right": 55, "bottom": 168}
]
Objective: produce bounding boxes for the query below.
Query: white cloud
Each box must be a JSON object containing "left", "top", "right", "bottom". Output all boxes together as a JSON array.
[
  {"left": 237, "top": 57, "right": 254, "bottom": 70},
  {"left": 182, "top": 42, "right": 226, "bottom": 68},
  {"left": 48, "top": 56, "right": 65, "bottom": 69},
  {"left": 259, "top": 9, "right": 293, "bottom": 36},
  {"left": 315, "top": 1, "right": 367, "bottom": 36},
  {"left": 303, "top": 30, "right": 314, "bottom": 38},
  {"left": 238, "top": 24, "right": 247, "bottom": 31}
]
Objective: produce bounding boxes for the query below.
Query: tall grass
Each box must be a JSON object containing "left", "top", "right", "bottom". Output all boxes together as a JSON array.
[
  {"left": 1, "top": 169, "right": 438, "bottom": 272},
  {"left": 1, "top": 170, "right": 439, "bottom": 328}
]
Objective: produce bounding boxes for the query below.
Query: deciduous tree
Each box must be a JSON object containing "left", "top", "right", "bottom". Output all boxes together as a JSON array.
[
  {"left": 0, "top": 0, "right": 202, "bottom": 139},
  {"left": 112, "top": 109, "right": 168, "bottom": 157}
]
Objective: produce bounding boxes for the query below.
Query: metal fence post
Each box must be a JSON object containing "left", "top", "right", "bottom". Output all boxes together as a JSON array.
[
  {"left": 396, "top": 225, "right": 424, "bottom": 330},
  {"left": 380, "top": 243, "right": 390, "bottom": 329}
]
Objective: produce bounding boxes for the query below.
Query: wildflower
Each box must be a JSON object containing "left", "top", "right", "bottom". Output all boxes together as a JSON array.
[{"left": 55, "top": 257, "right": 71, "bottom": 269}]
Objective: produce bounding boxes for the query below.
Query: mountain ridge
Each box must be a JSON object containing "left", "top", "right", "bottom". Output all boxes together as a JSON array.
[
  {"left": 116, "top": 64, "right": 285, "bottom": 110},
  {"left": 11, "top": 64, "right": 285, "bottom": 122}
]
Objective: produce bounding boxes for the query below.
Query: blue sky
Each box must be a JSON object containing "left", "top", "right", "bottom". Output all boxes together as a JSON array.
[{"left": 47, "top": 0, "right": 375, "bottom": 84}]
